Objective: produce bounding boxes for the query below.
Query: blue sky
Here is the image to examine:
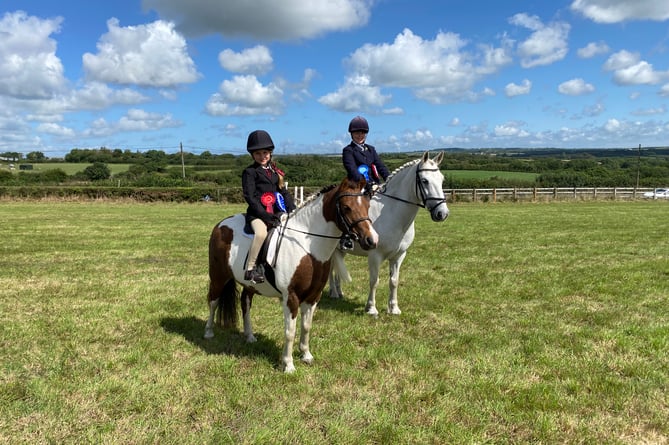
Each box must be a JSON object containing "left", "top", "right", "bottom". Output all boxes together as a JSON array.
[{"left": 2, "top": 0, "right": 669, "bottom": 157}]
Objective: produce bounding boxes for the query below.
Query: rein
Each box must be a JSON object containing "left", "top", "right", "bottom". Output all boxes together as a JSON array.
[
  {"left": 280, "top": 189, "right": 371, "bottom": 240},
  {"left": 377, "top": 164, "right": 446, "bottom": 213}
]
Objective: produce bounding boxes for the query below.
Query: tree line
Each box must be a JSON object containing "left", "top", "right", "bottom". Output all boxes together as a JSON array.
[{"left": 1, "top": 146, "right": 669, "bottom": 189}]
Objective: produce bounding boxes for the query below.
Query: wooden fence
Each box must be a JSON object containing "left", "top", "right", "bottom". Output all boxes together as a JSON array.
[
  {"left": 290, "top": 186, "right": 663, "bottom": 204},
  {"left": 443, "top": 187, "right": 661, "bottom": 202}
]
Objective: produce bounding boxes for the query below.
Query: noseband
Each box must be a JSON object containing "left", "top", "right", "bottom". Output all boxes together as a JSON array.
[
  {"left": 335, "top": 189, "right": 372, "bottom": 248},
  {"left": 378, "top": 163, "right": 446, "bottom": 213}
]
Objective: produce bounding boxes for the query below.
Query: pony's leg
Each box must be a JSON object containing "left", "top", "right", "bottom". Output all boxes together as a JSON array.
[
  {"left": 328, "top": 269, "right": 342, "bottom": 299},
  {"left": 365, "top": 256, "right": 381, "bottom": 316},
  {"left": 240, "top": 289, "right": 257, "bottom": 342},
  {"left": 204, "top": 299, "right": 218, "bottom": 339},
  {"left": 281, "top": 303, "right": 298, "bottom": 373},
  {"left": 387, "top": 251, "right": 407, "bottom": 315},
  {"left": 298, "top": 302, "right": 317, "bottom": 365}
]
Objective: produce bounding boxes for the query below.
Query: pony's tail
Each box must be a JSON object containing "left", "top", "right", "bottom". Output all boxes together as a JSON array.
[
  {"left": 220, "top": 279, "right": 239, "bottom": 329},
  {"left": 332, "top": 250, "right": 352, "bottom": 283}
]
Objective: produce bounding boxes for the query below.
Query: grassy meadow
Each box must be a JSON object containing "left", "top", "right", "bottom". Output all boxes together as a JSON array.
[{"left": 1, "top": 199, "right": 668, "bottom": 444}]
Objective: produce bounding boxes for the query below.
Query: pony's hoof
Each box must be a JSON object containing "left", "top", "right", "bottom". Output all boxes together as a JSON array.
[
  {"left": 245, "top": 334, "right": 257, "bottom": 343},
  {"left": 329, "top": 291, "right": 343, "bottom": 299},
  {"left": 388, "top": 306, "right": 402, "bottom": 315},
  {"left": 301, "top": 353, "right": 314, "bottom": 365},
  {"left": 365, "top": 305, "right": 379, "bottom": 316},
  {"left": 282, "top": 363, "right": 296, "bottom": 373},
  {"left": 204, "top": 330, "right": 214, "bottom": 339}
]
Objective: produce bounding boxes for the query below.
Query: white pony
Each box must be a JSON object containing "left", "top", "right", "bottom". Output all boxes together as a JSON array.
[
  {"left": 205, "top": 177, "right": 378, "bottom": 373},
  {"left": 329, "top": 151, "right": 449, "bottom": 315}
]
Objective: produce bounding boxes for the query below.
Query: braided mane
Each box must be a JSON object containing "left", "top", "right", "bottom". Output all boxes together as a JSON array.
[
  {"left": 293, "top": 183, "right": 337, "bottom": 212},
  {"left": 385, "top": 158, "right": 421, "bottom": 183}
]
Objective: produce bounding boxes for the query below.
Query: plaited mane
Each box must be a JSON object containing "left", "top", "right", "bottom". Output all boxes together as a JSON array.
[
  {"left": 385, "top": 158, "right": 421, "bottom": 183},
  {"left": 293, "top": 183, "right": 337, "bottom": 213}
]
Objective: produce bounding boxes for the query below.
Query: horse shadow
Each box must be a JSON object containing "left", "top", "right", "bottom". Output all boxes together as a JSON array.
[
  {"left": 317, "top": 289, "right": 366, "bottom": 314},
  {"left": 160, "top": 316, "right": 281, "bottom": 367}
]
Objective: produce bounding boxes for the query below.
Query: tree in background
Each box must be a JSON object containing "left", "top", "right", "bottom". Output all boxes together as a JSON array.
[{"left": 83, "top": 162, "right": 111, "bottom": 181}]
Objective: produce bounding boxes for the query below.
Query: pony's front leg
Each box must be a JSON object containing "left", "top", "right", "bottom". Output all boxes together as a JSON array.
[
  {"left": 240, "top": 289, "right": 256, "bottom": 342},
  {"left": 365, "top": 257, "right": 381, "bottom": 316},
  {"left": 387, "top": 252, "right": 407, "bottom": 315},
  {"left": 299, "top": 302, "right": 317, "bottom": 365},
  {"left": 204, "top": 299, "right": 218, "bottom": 339},
  {"left": 280, "top": 303, "right": 298, "bottom": 373}
]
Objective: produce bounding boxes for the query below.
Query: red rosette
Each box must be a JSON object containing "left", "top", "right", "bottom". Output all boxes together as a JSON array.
[{"left": 261, "top": 192, "right": 276, "bottom": 213}]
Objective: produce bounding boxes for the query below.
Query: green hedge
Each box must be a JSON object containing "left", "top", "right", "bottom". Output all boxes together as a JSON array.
[{"left": 0, "top": 186, "right": 248, "bottom": 203}]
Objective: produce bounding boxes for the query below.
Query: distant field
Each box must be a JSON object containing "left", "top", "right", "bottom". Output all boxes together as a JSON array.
[
  {"left": 2, "top": 163, "right": 538, "bottom": 181},
  {"left": 445, "top": 169, "right": 538, "bottom": 181},
  {"left": 2, "top": 163, "right": 131, "bottom": 175}
]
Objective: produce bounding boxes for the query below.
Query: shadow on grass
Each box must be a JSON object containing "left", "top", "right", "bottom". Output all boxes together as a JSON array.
[
  {"left": 317, "top": 289, "right": 365, "bottom": 314},
  {"left": 160, "top": 316, "right": 281, "bottom": 367}
]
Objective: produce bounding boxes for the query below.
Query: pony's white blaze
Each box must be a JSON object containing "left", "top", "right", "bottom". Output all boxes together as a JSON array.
[
  {"left": 205, "top": 177, "right": 375, "bottom": 373},
  {"left": 329, "top": 151, "right": 449, "bottom": 315}
]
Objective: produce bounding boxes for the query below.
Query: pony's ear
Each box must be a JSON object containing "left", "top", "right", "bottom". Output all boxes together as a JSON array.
[
  {"left": 434, "top": 151, "right": 444, "bottom": 166},
  {"left": 422, "top": 151, "right": 430, "bottom": 162}
]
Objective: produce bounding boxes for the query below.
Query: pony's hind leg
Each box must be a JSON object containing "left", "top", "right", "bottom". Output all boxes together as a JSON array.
[
  {"left": 204, "top": 298, "right": 218, "bottom": 339},
  {"left": 280, "top": 303, "right": 298, "bottom": 373},
  {"left": 298, "top": 302, "right": 317, "bottom": 365},
  {"left": 387, "top": 252, "right": 407, "bottom": 315},
  {"left": 240, "top": 288, "right": 257, "bottom": 343}
]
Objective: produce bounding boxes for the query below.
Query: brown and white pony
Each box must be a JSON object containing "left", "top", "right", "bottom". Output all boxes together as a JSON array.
[{"left": 205, "top": 177, "right": 378, "bottom": 373}]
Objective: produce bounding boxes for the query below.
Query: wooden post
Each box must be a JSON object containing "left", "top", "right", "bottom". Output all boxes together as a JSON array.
[{"left": 180, "top": 142, "right": 185, "bottom": 179}]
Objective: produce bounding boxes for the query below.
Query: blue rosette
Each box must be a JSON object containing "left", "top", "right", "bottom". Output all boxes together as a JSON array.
[{"left": 275, "top": 192, "right": 286, "bottom": 212}]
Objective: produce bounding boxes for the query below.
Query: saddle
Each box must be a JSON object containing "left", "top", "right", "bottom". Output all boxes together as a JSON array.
[{"left": 242, "top": 217, "right": 284, "bottom": 270}]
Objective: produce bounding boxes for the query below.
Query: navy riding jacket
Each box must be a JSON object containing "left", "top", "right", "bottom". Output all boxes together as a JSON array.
[
  {"left": 242, "top": 163, "right": 296, "bottom": 225},
  {"left": 342, "top": 142, "right": 390, "bottom": 184}
]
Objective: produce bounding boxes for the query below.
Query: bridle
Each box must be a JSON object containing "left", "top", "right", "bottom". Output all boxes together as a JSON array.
[
  {"left": 280, "top": 187, "right": 372, "bottom": 250},
  {"left": 377, "top": 163, "right": 446, "bottom": 214}
]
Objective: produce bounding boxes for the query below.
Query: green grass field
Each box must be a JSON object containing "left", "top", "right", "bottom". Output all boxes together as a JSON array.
[
  {"left": 446, "top": 169, "right": 538, "bottom": 181},
  {"left": 1, "top": 200, "right": 668, "bottom": 444}
]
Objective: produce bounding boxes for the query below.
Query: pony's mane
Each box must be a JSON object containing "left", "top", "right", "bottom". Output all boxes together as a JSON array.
[
  {"left": 293, "top": 183, "right": 337, "bottom": 213},
  {"left": 385, "top": 158, "right": 421, "bottom": 183}
]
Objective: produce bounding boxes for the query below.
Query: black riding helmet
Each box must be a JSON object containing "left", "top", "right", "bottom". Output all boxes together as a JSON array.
[
  {"left": 247, "top": 130, "right": 275, "bottom": 153},
  {"left": 348, "top": 116, "right": 369, "bottom": 133}
]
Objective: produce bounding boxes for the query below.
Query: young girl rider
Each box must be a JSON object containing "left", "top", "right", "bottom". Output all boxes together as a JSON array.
[
  {"left": 341, "top": 116, "right": 390, "bottom": 187},
  {"left": 242, "top": 130, "right": 296, "bottom": 283}
]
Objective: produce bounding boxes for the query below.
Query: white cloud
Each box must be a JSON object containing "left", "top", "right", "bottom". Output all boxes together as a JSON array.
[
  {"left": 0, "top": 11, "right": 67, "bottom": 99},
  {"left": 505, "top": 79, "right": 532, "bottom": 97},
  {"left": 82, "top": 108, "right": 181, "bottom": 137},
  {"left": 558, "top": 78, "right": 595, "bottom": 95},
  {"left": 494, "top": 121, "right": 530, "bottom": 137},
  {"left": 509, "top": 13, "right": 570, "bottom": 68},
  {"left": 205, "top": 75, "right": 284, "bottom": 116},
  {"left": 603, "top": 50, "right": 668, "bottom": 85},
  {"left": 142, "top": 0, "right": 371, "bottom": 40},
  {"left": 36, "top": 122, "right": 75, "bottom": 137},
  {"left": 337, "top": 28, "right": 511, "bottom": 104},
  {"left": 82, "top": 18, "right": 199, "bottom": 88},
  {"left": 219, "top": 45, "right": 273, "bottom": 75},
  {"left": 318, "top": 75, "right": 390, "bottom": 112},
  {"left": 659, "top": 84, "right": 669, "bottom": 97},
  {"left": 577, "top": 41, "right": 610, "bottom": 58},
  {"left": 571, "top": 0, "right": 669, "bottom": 23}
]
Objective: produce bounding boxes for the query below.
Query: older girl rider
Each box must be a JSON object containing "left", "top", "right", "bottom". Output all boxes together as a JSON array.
[{"left": 342, "top": 116, "right": 390, "bottom": 187}]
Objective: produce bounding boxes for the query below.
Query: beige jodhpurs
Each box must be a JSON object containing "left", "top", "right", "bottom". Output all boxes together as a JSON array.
[{"left": 246, "top": 218, "right": 268, "bottom": 271}]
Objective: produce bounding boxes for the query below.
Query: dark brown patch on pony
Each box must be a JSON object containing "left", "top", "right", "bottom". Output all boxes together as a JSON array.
[
  {"left": 285, "top": 254, "right": 332, "bottom": 318},
  {"left": 321, "top": 177, "right": 366, "bottom": 226},
  {"left": 207, "top": 222, "right": 238, "bottom": 329}
]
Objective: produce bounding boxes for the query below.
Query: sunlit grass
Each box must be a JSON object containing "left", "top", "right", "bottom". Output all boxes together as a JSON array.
[{"left": 1, "top": 200, "right": 667, "bottom": 444}]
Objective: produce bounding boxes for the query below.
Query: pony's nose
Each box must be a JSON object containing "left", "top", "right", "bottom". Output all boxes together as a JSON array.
[
  {"left": 360, "top": 236, "right": 377, "bottom": 250},
  {"left": 432, "top": 206, "right": 449, "bottom": 222}
]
